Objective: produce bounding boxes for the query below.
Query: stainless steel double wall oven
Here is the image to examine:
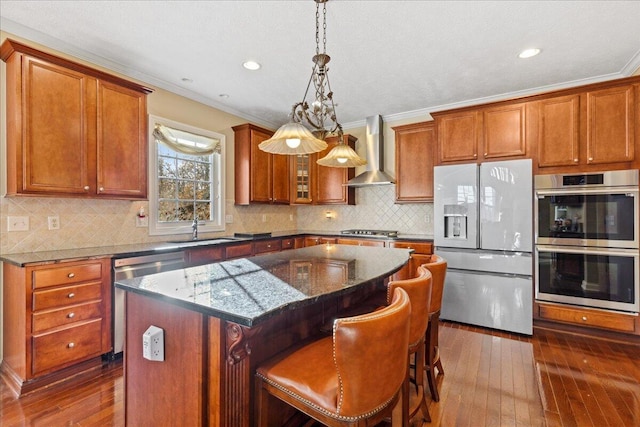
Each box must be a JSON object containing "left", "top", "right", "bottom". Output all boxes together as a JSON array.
[{"left": 534, "top": 169, "right": 639, "bottom": 313}]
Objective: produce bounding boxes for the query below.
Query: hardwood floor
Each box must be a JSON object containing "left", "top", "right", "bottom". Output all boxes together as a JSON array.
[{"left": 2, "top": 321, "right": 639, "bottom": 426}]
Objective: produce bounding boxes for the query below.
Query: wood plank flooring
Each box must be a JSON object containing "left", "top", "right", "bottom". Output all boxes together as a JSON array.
[{"left": 1, "top": 321, "right": 639, "bottom": 426}]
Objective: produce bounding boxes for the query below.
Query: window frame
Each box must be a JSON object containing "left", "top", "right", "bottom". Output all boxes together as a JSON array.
[{"left": 147, "top": 114, "right": 225, "bottom": 236}]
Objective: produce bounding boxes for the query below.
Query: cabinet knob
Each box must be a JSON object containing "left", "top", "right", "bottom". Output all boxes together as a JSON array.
[
  {"left": 99, "top": 187, "right": 104, "bottom": 192},
  {"left": 68, "top": 293, "right": 75, "bottom": 299},
  {"left": 68, "top": 272, "right": 75, "bottom": 278},
  {"left": 582, "top": 316, "right": 587, "bottom": 321},
  {"left": 67, "top": 342, "right": 75, "bottom": 349},
  {"left": 588, "top": 157, "right": 593, "bottom": 162},
  {"left": 67, "top": 312, "right": 75, "bottom": 319},
  {"left": 84, "top": 186, "right": 90, "bottom": 191},
  {"left": 574, "top": 158, "right": 579, "bottom": 163},
  {"left": 267, "top": 244, "right": 271, "bottom": 248}
]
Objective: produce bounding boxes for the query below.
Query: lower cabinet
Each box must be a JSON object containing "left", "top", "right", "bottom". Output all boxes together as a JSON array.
[
  {"left": 535, "top": 302, "right": 638, "bottom": 335},
  {"left": 305, "top": 236, "right": 338, "bottom": 246},
  {"left": 1, "top": 258, "right": 112, "bottom": 395},
  {"left": 336, "top": 237, "right": 385, "bottom": 247}
]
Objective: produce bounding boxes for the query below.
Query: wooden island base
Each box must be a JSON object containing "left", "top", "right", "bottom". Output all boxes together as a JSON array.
[{"left": 124, "top": 280, "right": 384, "bottom": 426}]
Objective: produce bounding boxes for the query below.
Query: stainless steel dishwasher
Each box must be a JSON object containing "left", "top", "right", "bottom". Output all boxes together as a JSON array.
[{"left": 112, "top": 251, "right": 186, "bottom": 355}]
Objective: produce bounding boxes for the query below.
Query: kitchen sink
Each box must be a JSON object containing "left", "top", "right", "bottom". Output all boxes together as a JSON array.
[{"left": 164, "top": 238, "right": 240, "bottom": 247}]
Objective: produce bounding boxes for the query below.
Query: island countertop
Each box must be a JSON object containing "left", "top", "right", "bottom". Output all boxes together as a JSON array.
[{"left": 114, "top": 244, "right": 412, "bottom": 327}]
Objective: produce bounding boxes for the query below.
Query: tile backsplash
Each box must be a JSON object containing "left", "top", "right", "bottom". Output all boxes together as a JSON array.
[{"left": 0, "top": 186, "right": 433, "bottom": 254}]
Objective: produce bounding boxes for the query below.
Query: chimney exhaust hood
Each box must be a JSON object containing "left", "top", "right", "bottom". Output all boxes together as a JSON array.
[{"left": 345, "top": 115, "right": 395, "bottom": 187}]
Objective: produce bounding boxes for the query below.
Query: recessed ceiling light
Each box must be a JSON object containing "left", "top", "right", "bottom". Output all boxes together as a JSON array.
[
  {"left": 518, "top": 48, "right": 541, "bottom": 59},
  {"left": 243, "top": 60, "right": 261, "bottom": 71},
  {"left": 219, "top": 94, "right": 229, "bottom": 99},
  {"left": 181, "top": 77, "right": 193, "bottom": 83}
]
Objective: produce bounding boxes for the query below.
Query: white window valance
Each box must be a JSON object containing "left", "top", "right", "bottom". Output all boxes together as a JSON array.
[{"left": 153, "top": 124, "right": 221, "bottom": 155}]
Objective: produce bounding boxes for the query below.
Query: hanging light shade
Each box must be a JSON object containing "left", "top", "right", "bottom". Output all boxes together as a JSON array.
[
  {"left": 259, "top": 0, "right": 364, "bottom": 167},
  {"left": 258, "top": 121, "right": 327, "bottom": 154},
  {"left": 317, "top": 142, "right": 367, "bottom": 167}
]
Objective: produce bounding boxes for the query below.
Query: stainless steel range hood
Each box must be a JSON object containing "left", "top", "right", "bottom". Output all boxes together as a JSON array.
[{"left": 346, "top": 115, "right": 395, "bottom": 187}]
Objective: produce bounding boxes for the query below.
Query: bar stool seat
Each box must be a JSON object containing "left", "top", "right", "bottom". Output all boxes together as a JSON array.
[
  {"left": 256, "top": 288, "right": 412, "bottom": 426},
  {"left": 419, "top": 254, "right": 447, "bottom": 402}
]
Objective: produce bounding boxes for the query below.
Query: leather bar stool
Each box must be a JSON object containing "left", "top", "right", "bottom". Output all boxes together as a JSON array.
[
  {"left": 255, "top": 287, "right": 412, "bottom": 427},
  {"left": 386, "top": 268, "right": 433, "bottom": 424},
  {"left": 419, "top": 254, "right": 447, "bottom": 402}
]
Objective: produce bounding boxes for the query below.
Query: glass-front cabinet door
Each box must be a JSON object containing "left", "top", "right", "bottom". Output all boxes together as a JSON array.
[{"left": 292, "top": 154, "right": 312, "bottom": 204}]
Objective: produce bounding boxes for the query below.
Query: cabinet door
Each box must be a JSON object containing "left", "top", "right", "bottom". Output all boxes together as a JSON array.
[
  {"left": 271, "top": 153, "right": 291, "bottom": 204},
  {"left": 393, "top": 122, "right": 435, "bottom": 202},
  {"left": 97, "top": 81, "right": 148, "bottom": 198},
  {"left": 21, "top": 56, "right": 94, "bottom": 195},
  {"left": 314, "top": 135, "right": 355, "bottom": 205},
  {"left": 535, "top": 95, "right": 580, "bottom": 167},
  {"left": 483, "top": 103, "right": 527, "bottom": 159},
  {"left": 291, "top": 154, "right": 313, "bottom": 204},
  {"left": 436, "top": 111, "right": 479, "bottom": 163},
  {"left": 249, "top": 127, "right": 274, "bottom": 203},
  {"left": 586, "top": 85, "right": 635, "bottom": 165}
]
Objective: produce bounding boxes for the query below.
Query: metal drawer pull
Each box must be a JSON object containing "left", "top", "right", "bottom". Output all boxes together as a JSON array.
[
  {"left": 67, "top": 342, "right": 75, "bottom": 348},
  {"left": 67, "top": 312, "right": 75, "bottom": 319},
  {"left": 582, "top": 316, "right": 587, "bottom": 321},
  {"left": 68, "top": 273, "right": 75, "bottom": 278},
  {"left": 68, "top": 293, "right": 75, "bottom": 298}
]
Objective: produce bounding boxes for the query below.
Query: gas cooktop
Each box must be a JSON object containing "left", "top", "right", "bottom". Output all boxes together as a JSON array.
[{"left": 340, "top": 229, "right": 398, "bottom": 238}]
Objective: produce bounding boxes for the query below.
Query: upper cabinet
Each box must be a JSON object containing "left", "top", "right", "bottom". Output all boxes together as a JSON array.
[
  {"left": 531, "top": 83, "right": 637, "bottom": 173},
  {"left": 290, "top": 134, "right": 356, "bottom": 205},
  {"left": 1, "top": 39, "right": 152, "bottom": 199},
  {"left": 393, "top": 121, "right": 435, "bottom": 203},
  {"left": 233, "top": 123, "right": 290, "bottom": 205},
  {"left": 433, "top": 103, "right": 528, "bottom": 165},
  {"left": 313, "top": 134, "right": 356, "bottom": 205},
  {"left": 432, "top": 76, "right": 640, "bottom": 174}
]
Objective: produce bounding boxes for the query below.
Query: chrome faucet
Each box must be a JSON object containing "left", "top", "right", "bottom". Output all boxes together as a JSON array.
[{"left": 192, "top": 218, "right": 199, "bottom": 240}]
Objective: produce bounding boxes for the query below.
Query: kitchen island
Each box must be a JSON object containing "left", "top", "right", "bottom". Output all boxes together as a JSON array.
[{"left": 114, "top": 244, "right": 412, "bottom": 427}]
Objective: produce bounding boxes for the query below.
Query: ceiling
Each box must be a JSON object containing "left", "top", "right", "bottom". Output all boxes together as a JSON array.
[{"left": 2, "top": 1, "right": 640, "bottom": 130}]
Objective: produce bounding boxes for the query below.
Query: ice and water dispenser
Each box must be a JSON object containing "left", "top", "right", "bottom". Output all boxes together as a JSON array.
[{"left": 443, "top": 204, "right": 467, "bottom": 240}]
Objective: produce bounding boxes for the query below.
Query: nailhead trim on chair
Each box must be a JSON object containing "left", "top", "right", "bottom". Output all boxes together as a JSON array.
[{"left": 257, "top": 374, "right": 395, "bottom": 422}]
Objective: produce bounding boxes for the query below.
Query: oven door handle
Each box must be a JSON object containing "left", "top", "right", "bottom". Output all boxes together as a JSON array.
[
  {"left": 536, "top": 187, "right": 638, "bottom": 197},
  {"left": 536, "top": 244, "right": 639, "bottom": 257}
]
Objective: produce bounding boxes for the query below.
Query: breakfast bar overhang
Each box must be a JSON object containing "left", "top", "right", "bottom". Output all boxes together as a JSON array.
[{"left": 114, "top": 244, "right": 413, "bottom": 426}]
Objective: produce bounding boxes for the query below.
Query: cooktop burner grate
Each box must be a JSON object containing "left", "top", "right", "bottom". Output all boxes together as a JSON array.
[{"left": 340, "top": 229, "right": 398, "bottom": 238}]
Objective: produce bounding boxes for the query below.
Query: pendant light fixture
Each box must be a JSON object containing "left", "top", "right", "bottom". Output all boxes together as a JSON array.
[{"left": 259, "top": 0, "right": 366, "bottom": 168}]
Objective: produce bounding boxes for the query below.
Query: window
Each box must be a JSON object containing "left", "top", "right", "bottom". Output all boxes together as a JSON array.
[{"left": 148, "top": 115, "right": 225, "bottom": 236}]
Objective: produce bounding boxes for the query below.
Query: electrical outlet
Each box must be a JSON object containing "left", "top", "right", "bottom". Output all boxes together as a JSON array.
[
  {"left": 225, "top": 214, "right": 234, "bottom": 224},
  {"left": 142, "top": 325, "right": 164, "bottom": 362},
  {"left": 7, "top": 216, "right": 29, "bottom": 232},
  {"left": 262, "top": 214, "right": 267, "bottom": 222},
  {"left": 289, "top": 214, "right": 294, "bottom": 221},
  {"left": 48, "top": 215, "right": 60, "bottom": 230},
  {"left": 136, "top": 216, "right": 149, "bottom": 227}
]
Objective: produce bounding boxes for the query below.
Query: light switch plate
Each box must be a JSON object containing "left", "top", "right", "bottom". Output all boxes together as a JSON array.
[{"left": 8, "top": 216, "right": 29, "bottom": 231}]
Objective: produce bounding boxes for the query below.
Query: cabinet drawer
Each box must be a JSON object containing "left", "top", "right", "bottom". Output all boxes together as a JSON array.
[
  {"left": 305, "top": 237, "right": 337, "bottom": 246},
  {"left": 33, "top": 263, "right": 102, "bottom": 289},
  {"left": 33, "top": 282, "right": 102, "bottom": 311},
  {"left": 32, "top": 301, "right": 102, "bottom": 333},
  {"left": 32, "top": 319, "right": 103, "bottom": 375},
  {"left": 538, "top": 304, "right": 636, "bottom": 333},
  {"left": 225, "top": 243, "right": 253, "bottom": 259},
  {"left": 337, "top": 238, "right": 385, "bottom": 247},
  {"left": 187, "top": 246, "right": 224, "bottom": 266},
  {"left": 387, "top": 241, "right": 433, "bottom": 254},
  {"left": 254, "top": 239, "right": 282, "bottom": 254},
  {"left": 281, "top": 238, "right": 295, "bottom": 250}
]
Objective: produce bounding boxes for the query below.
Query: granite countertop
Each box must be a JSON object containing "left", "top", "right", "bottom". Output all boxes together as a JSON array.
[
  {"left": 114, "top": 245, "right": 412, "bottom": 327},
  {"left": 0, "top": 231, "right": 432, "bottom": 266}
]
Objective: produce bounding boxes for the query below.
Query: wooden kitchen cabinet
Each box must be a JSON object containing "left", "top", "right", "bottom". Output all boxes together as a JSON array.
[
  {"left": 336, "top": 237, "right": 385, "bottom": 247},
  {"left": 233, "top": 123, "right": 290, "bottom": 205},
  {"left": 434, "top": 103, "right": 528, "bottom": 165},
  {"left": 291, "top": 134, "right": 356, "bottom": 205},
  {"left": 304, "top": 236, "right": 337, "bottom": 246},
  {"left": 536, "top": 302, "right": 637, "bottom": 335},
  {"left": 393, "top": 121, "right": 435, "bottom": 202},
  {"left": 1, "top": 39, "right": 151, "bottom": 199},
  {"left": 533, "top": 84, "right": 636, "bottom": 172},
  {"left": 1, "top": 258, "right": 112, "bottom": 396}
]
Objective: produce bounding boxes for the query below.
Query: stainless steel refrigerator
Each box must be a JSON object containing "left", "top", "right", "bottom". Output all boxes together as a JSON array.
[{"left": 434, "top": 159, "right": 533, "bottom": 335}]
